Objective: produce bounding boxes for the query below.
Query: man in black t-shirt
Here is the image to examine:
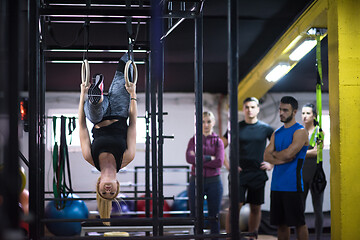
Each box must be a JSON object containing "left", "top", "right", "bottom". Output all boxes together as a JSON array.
[{"left": 221, "top": 97, "right": 273, "bottom": 235}]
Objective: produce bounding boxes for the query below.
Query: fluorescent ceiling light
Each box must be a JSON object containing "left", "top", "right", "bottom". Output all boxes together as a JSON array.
[
  {"left": 307, "top": 28, "right": 317, "bottom": 35},
  {"left": 47, "top": 60, "right": 145, "bottom": 64},
  {"left": 289, "top": 39, "right": 317, "bottom": 61},
  {"left": 45, "top": 49, "right": 147, "bottom": 53},
  {"left": 265, "top": 64, "right": 291, "bottom": 82}
]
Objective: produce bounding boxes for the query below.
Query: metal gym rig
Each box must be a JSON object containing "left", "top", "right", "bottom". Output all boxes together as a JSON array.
[{"left": 0, "top": 0, "right": 251, "bottom": 239}]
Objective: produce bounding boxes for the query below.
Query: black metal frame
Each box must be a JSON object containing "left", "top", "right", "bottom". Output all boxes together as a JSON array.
[
  {"left": 0, "top": 0, "right": 23, "bottom": 239},
  {"left": 24, "top": 0, "right": 245, "bottom": 239},
  {"left": 227, "top": 0, "right": 240, "bottom": 239},
  {"left": 29, "top": 0, "right": 46, "bottom": 239},
  {"left": 194, "top": 8, "right": 204, "bottom": 236}
]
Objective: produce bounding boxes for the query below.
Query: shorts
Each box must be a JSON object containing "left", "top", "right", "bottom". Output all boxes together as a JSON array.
[
  {"left": 270, "top": 191, "right": 306, "bottom": 226},
  {"left": 238, "top": 182, "right": 265, "bottom": 205},
  {"left": 228, "top": 170, "right": 267, "bottom": 205}
]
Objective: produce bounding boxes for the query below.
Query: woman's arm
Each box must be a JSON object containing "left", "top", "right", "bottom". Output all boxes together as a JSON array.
[
  {"left": 203, "top": 137, "right": 224, "bottom": 169},
  {"left": 78, "top": 83, "right": 95, "bottom": 167},
  {"left": 306, "top": 130, "right": 324, "bottom": 159},
  {"left": 223, "top": 154, "right": 230, "bottom": 170},
  {"left": 186, "top": 137, "right": 223, "bottom": 166},
  {"left": 122, "top": 82, "right": 137, "bottom": 167},
  {"left": 220, "top": 134, "right": 228, "bottom": 148},
  {"left": 185, "top": 137, "right": 196, "bottom": 164},
  {"left": 306, "top": 144, "right": 317, "bottom": 159}
]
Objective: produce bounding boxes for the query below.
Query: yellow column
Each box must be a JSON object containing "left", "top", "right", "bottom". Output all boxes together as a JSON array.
[{"left": 328, "top": 0, "right": 360, "bottom": 239}]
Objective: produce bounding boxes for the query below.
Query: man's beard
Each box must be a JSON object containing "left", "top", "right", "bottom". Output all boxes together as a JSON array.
[{"left": 281, "top": 112, "right": 294, "bottom": 123}]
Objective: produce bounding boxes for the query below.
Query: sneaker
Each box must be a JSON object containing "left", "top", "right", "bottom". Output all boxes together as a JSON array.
[{"left": 88, "top": 74, "right": 104, "bottom": 105}]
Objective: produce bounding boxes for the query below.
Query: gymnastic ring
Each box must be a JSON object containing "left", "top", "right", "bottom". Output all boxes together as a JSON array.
[
  {"left": 81, "top": 59, "right": 90, "bottom": 87},
  {"left": 124, "top": 60, "right": 138, "bottom": 87}
]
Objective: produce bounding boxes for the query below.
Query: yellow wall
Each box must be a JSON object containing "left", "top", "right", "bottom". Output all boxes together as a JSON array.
[{"left": 328, "top": 0, "right": 360, "bottom": 239}]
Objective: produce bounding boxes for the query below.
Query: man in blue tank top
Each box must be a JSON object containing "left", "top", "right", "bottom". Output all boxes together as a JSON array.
[{"left": 264, "top": 96, "right": 309, "bottom": 240}]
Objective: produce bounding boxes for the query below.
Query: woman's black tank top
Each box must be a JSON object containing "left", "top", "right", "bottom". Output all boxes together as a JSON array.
[{"left": 91, "top": 117, "right": 128, "bottom": 172}]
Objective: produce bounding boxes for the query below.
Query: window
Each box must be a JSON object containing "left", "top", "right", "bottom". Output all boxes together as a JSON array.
[
  {"left": 47, "top": 109, "right": 149, "bottom": 152},
  {"left": 47, "top": 109, "right": 93, "bottom": 152},
  {"left": 136, "top": 117, "right": 148, "bottom": 144}
]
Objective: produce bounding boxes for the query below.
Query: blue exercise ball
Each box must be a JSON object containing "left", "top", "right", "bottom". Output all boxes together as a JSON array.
[
  {"left": 171, "top": 190, "right": 208, "bottom": 219},
  {"left": 118, "top": 193, "right": 135, "bottom": 212},
  {"left": 172, "top": 190, "right": 189, "bottom": 217},
  {"left": 45, "top": 194, "right": 88, "bottom": 236},
  {"left": 111, "top": 200, "right": 132, "bottom": 218}
]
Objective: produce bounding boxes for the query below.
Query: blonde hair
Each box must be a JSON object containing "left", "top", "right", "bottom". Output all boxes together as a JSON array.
[
  {"left": 96, "top": 177, "right": 120, "bottom": 226},
  {"left": 203, "top": 111, "right": 215, "bottom": 122}
]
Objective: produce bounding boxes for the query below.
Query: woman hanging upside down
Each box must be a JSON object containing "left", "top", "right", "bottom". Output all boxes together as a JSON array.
[{"left": 78, "top": 53, "right": 137, "bottom": 225}]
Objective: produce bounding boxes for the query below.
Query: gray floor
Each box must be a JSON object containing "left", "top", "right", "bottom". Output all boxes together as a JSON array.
[{"left": 291, "top": 232, "right": 331, "bottom": 240}]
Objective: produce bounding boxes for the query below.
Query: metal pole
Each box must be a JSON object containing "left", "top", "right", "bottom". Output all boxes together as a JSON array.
[
  {"left": 160, "top": 18, "right": 185, "bottom": 41},
  {"left": 2, "top": 0, "right": 22, "bottom": 238},
  {"left": 167, "top": 1, "right": 173, "bottom": 28},
  {"left": 40, "top": 13, "right": 46, "bottom": 237},
  {"left": 39, "top": 8, "right": 151, "bottom": 18},
  {"left": 194, "top": 11, "right": 204, "bottom": 235},
  {"left": 150, "top": 50, "right": 158, "bottom": 236},
  {"left": 29, "top": 0, "right": 44, "bottom": 238},
  {"left": 157, "top": 28, "right": 165, "bottom": 236},
  {"left": 150, "top": 0, "right": 163, "bottom": 235},
  {"left": 145, "top": 56, "right": 151, "bottom": 221},
  {"left": 228, "top": 0, "right": 240, "bottom": 239}
]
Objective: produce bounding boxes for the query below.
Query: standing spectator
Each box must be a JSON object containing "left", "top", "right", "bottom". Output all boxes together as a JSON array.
[
  {"left": 222, "top": 97, "right": 274, "bottom": 236},
  {"left": 186, "top": 111, "right": 224, "bottom": 239},
  {"left": 302, "top": 103, "right": 324, "bottom": 240},
  {"left": 264, "top": 96, "right": 309, "bottom": 240}
]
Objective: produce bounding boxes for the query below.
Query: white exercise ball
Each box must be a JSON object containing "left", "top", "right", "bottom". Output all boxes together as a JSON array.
[{"left": 239, "top": 203, "right": 250, "bottom": 231}]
